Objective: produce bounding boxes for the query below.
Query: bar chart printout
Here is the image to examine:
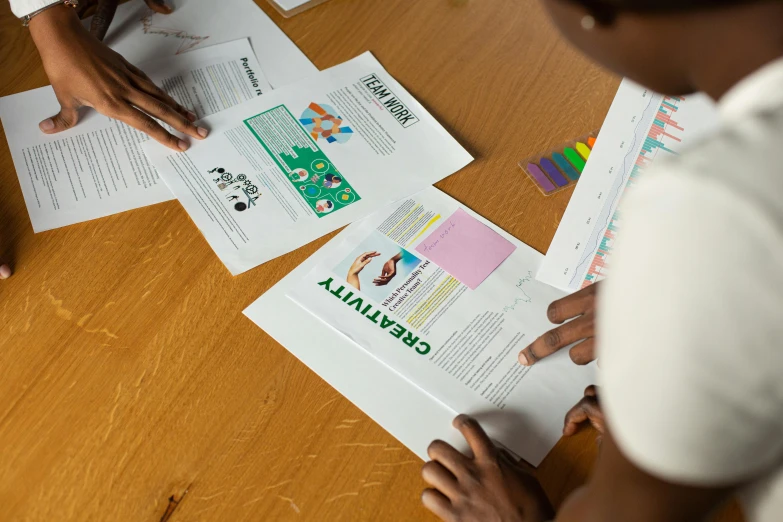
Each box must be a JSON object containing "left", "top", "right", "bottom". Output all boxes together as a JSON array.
[
  {"left": 536, "top": 80, "right": 719, "bottom": 292},
  {"left": 583, "top": 95, "right": 683, "bottom": 286}
]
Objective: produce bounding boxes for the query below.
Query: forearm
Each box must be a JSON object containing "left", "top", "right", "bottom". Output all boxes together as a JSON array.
[
  {"left": 28, "top": 3, "right": 82, "bottom": 53},
  {"left": 554, "top": 485, "right": 603, "bottom": 522},
  {"left": 554, "top": 436, "right": 732, "bottom": 522},
  {"left": 555, "top": 484, "right": 729, "bottom": 522},
  {"left": 347, "top": 273, "right": 360, "bottom": 290}
]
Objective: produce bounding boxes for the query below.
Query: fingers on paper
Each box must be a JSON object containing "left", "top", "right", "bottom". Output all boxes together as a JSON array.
[
  {"left": 453, "top": 414, "right": 495, "bottom": 461},
  {"left": 563, "top": 385, "right": 604, "bottom": 437},
  {"left": 421, "top": 488, "right": 454, "bottom": 522},
  {"left": 569, "top": 337, "right": 596, "bottom": 365},
  {"left": 127, "top": 66, "right": 198, "bottom": 124},
  {"left": 106, "top": 101, "right": 187, "bottom": 151},
  {"left": 421, "top": 461, "right": 460, "bottom": 498},
  {"left": 546, "top": 282, "right": 597, "bottom": 323},
  {"left": 519, "top": 315, "right": 594, "bottom": 366},
  {"left": 427, "top": 439, "right": 470, "bottom": 475},
  {"left": 40, "top": 102, "right": 80, "bottom": 134},
  {"left": 89, "top": 0, "right": 119, "bottom": 41},
  {"left": 128, "top": 91, "right": 205, "bottom": 143},
  {"left": 145, "top": 0, "right": 173, "bottom": 14}
]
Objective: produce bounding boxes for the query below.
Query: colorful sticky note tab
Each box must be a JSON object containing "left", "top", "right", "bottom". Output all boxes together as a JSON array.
[
  {"left": 415, "top": 208, "right": 516, "bottom": 290},
  {"left": 552, "top": 152, "right": 580, "bottom": 180},
  {"left": 564, "top": 147, "right": 586, "bottom": 172},
  {"left": 576, "top": 142, "right": 591, "bottom": 160},
  {"left": 540, "top": 158, "right": 568, "bottom": 187},
  {"left": 526, "top": 163, "right": 556, "bottom": 193}
]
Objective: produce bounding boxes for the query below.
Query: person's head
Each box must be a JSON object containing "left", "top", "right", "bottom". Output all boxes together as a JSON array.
[{"left": 541, "top": 0, "right": 783, "bottom": 96}]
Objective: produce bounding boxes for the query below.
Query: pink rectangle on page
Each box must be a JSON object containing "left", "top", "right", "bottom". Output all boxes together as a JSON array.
[{"left": 415, "top": 208, "right": 516, "bottom": 290}]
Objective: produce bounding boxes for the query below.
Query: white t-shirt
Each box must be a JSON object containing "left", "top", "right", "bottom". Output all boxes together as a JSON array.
[
  {"left": 599, "top": 56, "right": 783, "bottom": 522},
  {"left": 9, "top": 0, "right": 59, "bottom": 18}
]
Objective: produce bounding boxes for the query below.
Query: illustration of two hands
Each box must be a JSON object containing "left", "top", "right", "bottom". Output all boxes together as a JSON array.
[{"left": 346, "top": 251, "right": 403, "bottom": 290}]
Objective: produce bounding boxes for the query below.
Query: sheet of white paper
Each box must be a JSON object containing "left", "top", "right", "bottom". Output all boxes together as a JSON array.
[
  {"left": 143, "top": 52, "right": 473, "bottom": 275},
  {"left": 247, "top": 187, "right": 596, "bottom": 465},
  {"left": 269, "top": 0, "right": 330, "bottom": 15},
  {"left": 537, "top": 80, "right": 719, "bottom": 292},
  {"left": 0, "top": 39, "right": 270, "bottom": 232},
  {"left": 274, "top": 0, "right": 319, "bottom": 10},
  {"left": 96, "top": 0, "right": 317, "bottom": 89}
]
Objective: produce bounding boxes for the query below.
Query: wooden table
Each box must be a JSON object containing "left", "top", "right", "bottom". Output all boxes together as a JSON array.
[{"left": 0, "top": 0, "right": 744, "bottom": 520}]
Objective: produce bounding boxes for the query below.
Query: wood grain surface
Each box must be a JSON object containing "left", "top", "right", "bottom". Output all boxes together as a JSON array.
[{"left": 0, "top": 0, "right": 744, "bottom": 520}]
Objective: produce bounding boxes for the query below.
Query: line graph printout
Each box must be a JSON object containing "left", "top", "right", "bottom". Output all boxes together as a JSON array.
[{"left": 537, "top": 80, "right": 719, "bottom": 292}]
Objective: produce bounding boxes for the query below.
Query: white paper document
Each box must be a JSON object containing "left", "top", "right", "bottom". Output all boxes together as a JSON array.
[
  {"left": 94, "top": 0, "right": 317, "bottom": 89},
  {"left": 246, "top": 187, "right": 596, "bottom": 465},
  {"left": 268, "top": 0, "right": 332, "bottom": 17},
  {"left": 537, "top": 80, "right": 719, "bottom": 292},
  {"left": 0, "top": 39, "right": 270, "bottom": 232},
  {"left": 142, "top": 52, "right": 473, "bottom": 275}
]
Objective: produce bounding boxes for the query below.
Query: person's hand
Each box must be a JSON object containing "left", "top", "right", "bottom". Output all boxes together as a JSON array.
[
  {"left": 348, "top": 251, "right": 380, "bottom": 277},
  {"left": 373, "top": 252, "right": 401, "bottom": 286},
  {"left": 29, "top": 4, "right": 206, "bottom": 151},
  {"left": 421, "top": 415, "right": 555, "bottom": 522},
  {"left": 519, "top": 281, "right": 600, "bottom": 367},
  {"left": 78, "top": 0, "right": 172, "bottom": 41},
  {"left": 0, "top": 264, "right": 10, "bottom": 280},
  {"left": 563, "top": 385, "right": 604, "bottom": 442}
]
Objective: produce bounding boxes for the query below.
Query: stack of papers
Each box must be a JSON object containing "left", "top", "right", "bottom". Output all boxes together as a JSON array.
[
  {"left": 266, "top": 0, "right": 332, "bottom": 18},
  {"left": 247, "top": 187, "right": 595, "bottom": 464},
  {"left": 0, "top": 0, "right": 317, "bottom": 231},
  {"left": 142, "top": 52, "right": 473, "bottom": 274},
  {"left": 0, "top": 0, "right": 598, "bottom": 467}
]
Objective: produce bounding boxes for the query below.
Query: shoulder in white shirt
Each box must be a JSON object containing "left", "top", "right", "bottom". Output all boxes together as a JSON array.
[
  {"left": 9, "top": 0, "right": 61, "bottom": 18},
  {"left": 599, "top": 56, "right": 783, "bottom": 522}
]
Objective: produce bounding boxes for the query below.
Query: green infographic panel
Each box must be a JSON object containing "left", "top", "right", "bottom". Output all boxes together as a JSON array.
[{"left": 244, "top": 104, "right": 360, "bottom": 217}]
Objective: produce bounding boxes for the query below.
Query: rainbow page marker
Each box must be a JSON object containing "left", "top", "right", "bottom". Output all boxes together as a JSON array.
[
  {"left": 526, "top": 163, "right": 556, "bottom": 192},
  {"left": 540, "top": 158, "right": 568, "bottom": 187},
  {"left": 519, "top": 130, "right": 599, "bottom": 195},
  {"left": 575, "top": 142, "right": 591, "bottom": 160},
  {"left": 552, "top": 152, "right": 580, "bottom": 181},
  {"left": 564, "top": 147, "right": 586, "bottom": 172}
]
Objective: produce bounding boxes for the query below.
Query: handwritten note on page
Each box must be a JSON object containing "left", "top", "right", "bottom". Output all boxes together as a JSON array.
[{"left": 415, "top": 208, "right": 516, "bottom": 289}]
